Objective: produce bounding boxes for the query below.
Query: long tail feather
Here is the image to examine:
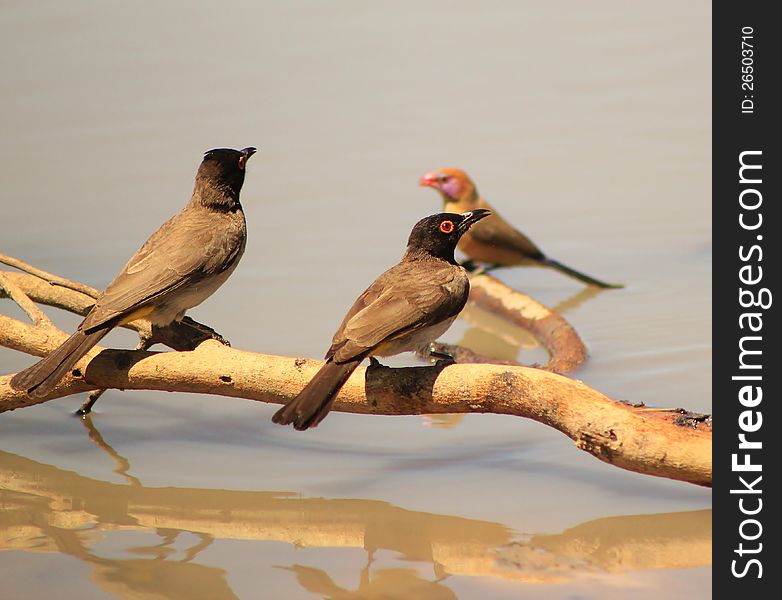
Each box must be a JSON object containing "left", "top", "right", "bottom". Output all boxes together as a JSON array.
[
  {"left": 542, "top": 258, "right": 623, "bottom": 289},
  {"left": 272, "top": 358, "right": 362, "bottom": 430},
  {"left": 10, "top": 327, "right": 111, "bottom": 398}
]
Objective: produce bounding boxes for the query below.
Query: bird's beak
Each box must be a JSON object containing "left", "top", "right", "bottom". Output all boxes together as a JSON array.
[
  {"left": 458, "top": 209, "right": 491, "bottom": 232},
  {"left": 419, "top": 173, "right": 439, "bottom": 188},
  {"left": 239, "top": 147, "right": 257, "bottom": 169}
]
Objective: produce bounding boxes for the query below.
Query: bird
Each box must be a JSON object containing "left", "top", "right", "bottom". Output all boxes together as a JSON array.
[
  {"left": 10, "top": 146, "right": 257, "bottom": 405},
  {"left": 419, "top": 168, "right": 622, "bottom": 288},
  {"left": 272, "top": 209, "right": 492, "bottom": 430}
]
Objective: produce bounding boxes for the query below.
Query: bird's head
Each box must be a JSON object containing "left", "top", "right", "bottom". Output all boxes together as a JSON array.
[
  {"left": 405, "top": 210, "right": 491, "bottom": 262},
  {"left": 418, "top": 168, "right": 476, "bottom": 204},
  {"left": 195, "top": 147, "right": 256, "bottom": 205}
]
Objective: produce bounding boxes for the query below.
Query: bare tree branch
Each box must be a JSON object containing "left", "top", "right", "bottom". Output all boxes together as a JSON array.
[
  {"left": 0, "top": 264, "right": 711, "bottom": 487},
  {"left": 427, "top": 273, "right": 589, "bottom": 373},
  {"left": 0, "top": 272, "right": 53, "bottom": 327},
  {"left": 471, "top": 274, "right": 589, "bottom": 372},
  {"left": 0, "top": 253, "right": 100, "bottom": 298}
]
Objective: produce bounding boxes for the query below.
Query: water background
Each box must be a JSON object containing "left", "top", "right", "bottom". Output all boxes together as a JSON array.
[{"left": 1, "top": 2, "right": 711, "bottom": 598}]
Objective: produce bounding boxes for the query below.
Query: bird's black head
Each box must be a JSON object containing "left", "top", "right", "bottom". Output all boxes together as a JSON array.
[
  {"left": 194, "top": 147, "right": 256, "bottom": 208},
  {"left": 405, "top": 210, "right": 491, "bottom": 262}
]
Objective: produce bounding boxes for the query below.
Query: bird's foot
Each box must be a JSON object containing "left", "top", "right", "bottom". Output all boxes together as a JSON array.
[
  {"left": 434, "top": 357, "right": 456, "bottom": 368},
  {"left": 428, "top": 345, "right": 456, "bottom": 367},
  {"left": 368, "top": 356, "right": 388, "bottom": 369},
  {"left": 180, "top": 316, "right": 231, "bottom": 347}
]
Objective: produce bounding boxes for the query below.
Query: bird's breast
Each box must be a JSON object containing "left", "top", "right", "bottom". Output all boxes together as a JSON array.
[
  {"left": 147, "top": 255, "right": 243, "bottom": 326},
  {"left": 372, "top": 316, "right": 458, "bottom": 357}
]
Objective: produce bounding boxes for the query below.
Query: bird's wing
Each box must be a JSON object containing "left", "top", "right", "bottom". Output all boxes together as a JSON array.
[
  {"left": 467, "top": 206, "right": 546, "bottom": 261},
  {"left": 82, "top": 208, "right": 244, "bottom": 329},
  {"left": 328, "top": 262, "right": 468, "bottom": 363}
]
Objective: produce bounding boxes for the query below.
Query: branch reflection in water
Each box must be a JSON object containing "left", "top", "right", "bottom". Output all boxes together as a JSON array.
[{"left": 0, "top": 418, "right": 710, "bottom": 599}]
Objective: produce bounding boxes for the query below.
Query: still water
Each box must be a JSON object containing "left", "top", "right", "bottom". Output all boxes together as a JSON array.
[{"left": 1, "top": 1, "right": 710, "bottom": 598}]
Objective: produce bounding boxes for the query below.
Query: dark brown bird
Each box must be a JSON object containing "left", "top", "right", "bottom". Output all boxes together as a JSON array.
[
  {"left": 272, "top": 209, "right": 491, "bottom": 430},
  {"left": 10, "top": 147, "right": 256, "bottom": 403},
  {"left": 420, "top": 168, "right": 622, "bottom": 288}
]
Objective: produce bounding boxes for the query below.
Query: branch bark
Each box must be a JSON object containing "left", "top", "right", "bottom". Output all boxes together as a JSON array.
[
  {"left": 0, "top": 252, "right": 100, "bottom": 298},
  {"left": 1, "top": 266, "right": 711, "bottom": 487},
  {"left": 428, "top": 273, "right": 588, "bottom": 372}
]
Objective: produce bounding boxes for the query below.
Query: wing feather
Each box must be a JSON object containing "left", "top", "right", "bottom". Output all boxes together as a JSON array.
[
  {"left": 83, "top": 207, "right": 244, "bottom": 329},
  {"left": 327, "top": 260, "right": 468, "bottom": 363}
]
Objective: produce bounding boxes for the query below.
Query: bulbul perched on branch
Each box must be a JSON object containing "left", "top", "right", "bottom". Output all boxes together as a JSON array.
[
  {"left": 273, "top": 209, "right": 491, "bottom": 431},
  {"left": 420, "top": 168, "right": 622, "bottom": 288},
  {"left": 11, "top": 147, "right": 256, "bottom": 404}
]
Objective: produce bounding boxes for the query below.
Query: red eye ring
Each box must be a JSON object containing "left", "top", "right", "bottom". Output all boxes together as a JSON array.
[{"left": 439, "top": 220, "right": 455, "bottom": 234}]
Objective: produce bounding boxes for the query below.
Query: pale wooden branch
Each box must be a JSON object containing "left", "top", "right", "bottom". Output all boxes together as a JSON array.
[
  {"left": 0, "top": 272, "right": 53, "bottom": 327},
  {"left": 427, "top": 273, "right": 589, "bottom": 373},
  {"left": 3, "top": 267, "right": 585, "bottom": 372},
  {"left": 0, "top": 264, "right": 711, "bottom": 486},
  {"left": 0, "top": 271, "right": 224, "bottom": 352},
  {"left": 0, "top": 320, "right": 711, "bottom": 486},
  {"left": 468, "top": 274, "right": 588, "bottom": 373},
  {"left": 0, "top": 253, "right": 100, "bottom": 298}
]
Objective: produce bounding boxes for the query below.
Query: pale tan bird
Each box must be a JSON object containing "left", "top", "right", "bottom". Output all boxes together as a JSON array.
[{"left": 420, "top": 168, "right": 622, "bottom": 288}]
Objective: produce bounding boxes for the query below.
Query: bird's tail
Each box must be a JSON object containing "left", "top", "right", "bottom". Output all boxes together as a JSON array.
[
  {"left": 10, "top": 327, "right": 111, "bottom": 398},
  {"left": 542, "top": 258, "right": 623, "bottom": 289},
  {"left": 272, "top": 358, "right": 362, "bottom": 430}
]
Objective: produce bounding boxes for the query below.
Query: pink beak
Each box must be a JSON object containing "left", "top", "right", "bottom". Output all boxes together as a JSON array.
[{"left": 419, "top": 172, "right": 439, "bottom": 187}]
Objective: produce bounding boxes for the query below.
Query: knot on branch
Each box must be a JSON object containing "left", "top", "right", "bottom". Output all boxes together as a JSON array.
[{"left": 577, "top": 430, "right": 622, "bottom": 461}]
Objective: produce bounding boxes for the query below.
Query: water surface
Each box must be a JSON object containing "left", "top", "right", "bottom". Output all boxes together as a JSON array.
[{"left": 1, "top": 1, "right": 711, "bottom": 598}]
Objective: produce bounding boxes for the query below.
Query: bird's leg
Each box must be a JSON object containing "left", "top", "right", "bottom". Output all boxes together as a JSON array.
[
  {"left": 136, "top": 325, "right": 156, "bottom": 350},
  {"left": 428, "top": 344, "right": 456, "bottom": 366},
  {"left": 179, "top": 315, "right": 231, "bottom": 347},
  {"left": 75, "top": 389, "right": 106, "bottom": 417},
  {"left": 75, "top": 328, "right": 157, "bottom": 416}
]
